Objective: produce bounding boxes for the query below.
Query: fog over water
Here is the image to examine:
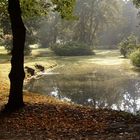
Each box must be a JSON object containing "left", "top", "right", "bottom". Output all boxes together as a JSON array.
[{"left": 24, "top": 50, "right": 140, "bottom": 114}]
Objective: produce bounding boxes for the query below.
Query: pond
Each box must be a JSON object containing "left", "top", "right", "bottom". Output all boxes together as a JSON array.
[{"left": 24, "top": 50, "right": 140, "bottom": 114}]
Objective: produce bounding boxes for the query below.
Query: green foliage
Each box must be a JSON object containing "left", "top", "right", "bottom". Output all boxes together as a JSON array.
[
  {"left": 51, "top": 0, "right": 76, "bottom": 20},
  {"left": 2, "top": 34, "right": 31, "bottom": 55},
  {"left": 20, "top": 0, "right": 49, "bottom": 19},
  {"left": 24, "top": 46, "right": 32, "bottom": 56},
  {"left": 71, "top": 0, "right": 121, "bottom": 45},
  {"left": 133, "top": 0, "right": 140, "bottom": 8},
  {"left": 130, "top": 48, "right": 140, "bottom": 67},
  {"left": 0, "top": 0, "right": 48, "bottom": 55},
  {"left": 51, "top": 42, "right": 93, "bottom": 56},
  {"left": 0, "top": 28, "right": 3, "bottom": 45},
  {"left": 0, "top": 0, "right": 8, "bottom": 19},
  {"left": 2, "top": 34, "right": 12, "bottom": 54},
  {"left": 0, "top": 0, "right": 48, "bottom": 19},
  {"left": 0, "top": 0, "right": 76, "bottom": 52},
  {"left": 118, "top": 34, "right": 137, "bottom": 57},
  {"left": 0, "top": 0, "right": 76, "bottom": 20}
]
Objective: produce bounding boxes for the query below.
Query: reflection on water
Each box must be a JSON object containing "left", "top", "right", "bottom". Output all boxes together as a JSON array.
[{"left": 24, "top": 68, "right": 140, "bottom": 114}]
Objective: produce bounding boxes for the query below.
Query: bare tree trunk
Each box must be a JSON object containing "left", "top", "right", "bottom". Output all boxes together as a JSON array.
[{"left": 6, "top": 0, "right": 26, "bottom": 110}]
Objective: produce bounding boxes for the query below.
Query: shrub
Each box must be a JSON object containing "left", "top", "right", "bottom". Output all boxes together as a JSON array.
[
  {"left": 51, "top": 42, "right": 93, "bottom": 56},
  {"left": 118, "top": 34, "right": 137, "bottom": 57},
  {"left": 3, "top": 34, "right": 12, "bottom": 54},
  {"left": 24, "top": 45, "right": 32, "bottom": 56},
  {"left": 130, "top": 49, "right": 140, "bottom": 67},
  {"left": 3, "top": 34, "right": 31, "bottom": 55}
]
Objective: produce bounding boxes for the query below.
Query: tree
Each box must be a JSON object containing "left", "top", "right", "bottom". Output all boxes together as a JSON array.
[
  {"left": 5, "top": 0, "right": 26, "bottom": 110},
  {"left": 4, "top": 0, "right": 76, "bottom": 111},
  {"left": 38, "top": 13, "right": 61, "bottom": 47},
  {"left": 38, "top": 12, "right": 74, "bottom": 47},
  {"left": 72, "top": 0, "right": 120, "bottom": 45},
  {"left": 133, "top": 0, "right": 140, "bottom": 7},
  {"left": 0, "top": 0, "right": 48, "bottom": 55},
  {"left": 38, "top": 0, "right": 121, "bottom": 48}
]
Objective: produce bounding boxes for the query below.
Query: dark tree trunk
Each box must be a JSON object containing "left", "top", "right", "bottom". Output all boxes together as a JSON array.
[{"left": 6, "top": 0, "right": 26, "bottom": 110}]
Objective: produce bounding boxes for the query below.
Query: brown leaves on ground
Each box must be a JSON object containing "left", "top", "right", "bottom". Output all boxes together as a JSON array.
[{"left": 0, "top": 93, "right": 140, "bottom": 140}]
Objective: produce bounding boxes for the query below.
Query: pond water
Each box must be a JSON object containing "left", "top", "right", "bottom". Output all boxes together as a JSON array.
[{"left": 24, "top": 50, "right": 140, "bottom": 114}]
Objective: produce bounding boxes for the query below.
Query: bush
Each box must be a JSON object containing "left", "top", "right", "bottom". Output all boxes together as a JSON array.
[
  {"left": 24, "top": 45, "right": 32, "bottom": 55},
  {"left": 130, "top": 49, "right": 140, "bottom": 67},
  {"left": 51, "top": 42, "right": 93, "bottom": 56},
  {"left": 3, "top": 34, "right": 31, "bottom": 55},
  {"left": 3, "top": 34, "right": 12, "bottom": 54},
  {"left": 118, "top": 34, "right": 137, "bottom": 57}
]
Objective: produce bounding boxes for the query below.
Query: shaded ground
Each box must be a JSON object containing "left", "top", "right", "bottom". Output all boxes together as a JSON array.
[{"left": 0, "top": 93, "right": 140, "bottom": 140}]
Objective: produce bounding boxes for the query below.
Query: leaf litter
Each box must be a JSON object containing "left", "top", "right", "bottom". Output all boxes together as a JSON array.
[{"left": 0, "top": 92, "right": 140, "bottom": 140}]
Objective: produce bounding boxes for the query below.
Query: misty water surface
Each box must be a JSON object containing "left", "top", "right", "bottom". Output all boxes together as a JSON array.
[{"left": 24, "top": 50, "right": 140, "bottom": 114}]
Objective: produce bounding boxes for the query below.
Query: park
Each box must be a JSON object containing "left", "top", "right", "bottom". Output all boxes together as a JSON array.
[{"left": 0, "top": 0, "right": 140, "bottom": 139}]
